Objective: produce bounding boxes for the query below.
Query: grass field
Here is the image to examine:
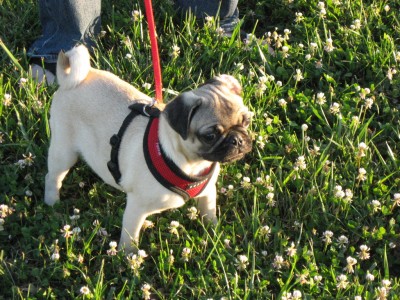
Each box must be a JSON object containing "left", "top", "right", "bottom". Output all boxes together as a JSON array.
[{"left": 1, "top": 0, "right": 400, "bottom": 299}]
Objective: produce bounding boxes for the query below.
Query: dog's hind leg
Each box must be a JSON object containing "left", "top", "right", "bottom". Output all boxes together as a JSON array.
[{"left": 45, "top": 134, "right": 78, "bottom": 205}]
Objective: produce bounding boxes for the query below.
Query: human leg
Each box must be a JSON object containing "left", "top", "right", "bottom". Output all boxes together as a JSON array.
[
  {"left": 175, "top": 0, "right": 240, "bottom": 36},
  {"left": 28, "top": 0, "right": 101, "bottom": 83}
]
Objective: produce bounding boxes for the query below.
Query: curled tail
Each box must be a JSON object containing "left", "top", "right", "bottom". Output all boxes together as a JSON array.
[{"left": 57, "top": 45, "right": 91, "bottom": 90}]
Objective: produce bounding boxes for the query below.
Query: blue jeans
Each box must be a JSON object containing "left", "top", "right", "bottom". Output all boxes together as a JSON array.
[{"left": 28, "top": 0, "right": 238, "bottom": 63}]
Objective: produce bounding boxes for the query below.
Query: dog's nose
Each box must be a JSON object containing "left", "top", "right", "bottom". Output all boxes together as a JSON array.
[{"left": 231, "top": 136, "right": 243, "bottom": 147}]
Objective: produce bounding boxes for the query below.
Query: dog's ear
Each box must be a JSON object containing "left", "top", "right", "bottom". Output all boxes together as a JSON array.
[{"left": 164, "top": 91, "right": 202, "bottom": 140}]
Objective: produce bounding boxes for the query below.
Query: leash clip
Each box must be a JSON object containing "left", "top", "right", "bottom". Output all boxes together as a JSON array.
[{"left": 143, "top": 98, "right": 157, "bottom": 117}]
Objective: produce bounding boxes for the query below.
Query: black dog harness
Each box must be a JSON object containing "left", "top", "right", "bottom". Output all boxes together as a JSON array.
[{"left": 107, "top": 102, "right": 216, "bottom": 200}]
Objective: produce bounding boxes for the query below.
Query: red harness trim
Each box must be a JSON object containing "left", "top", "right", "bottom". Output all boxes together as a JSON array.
[{"left": 144, "top": 118, "right": 216, "bottom": 200}]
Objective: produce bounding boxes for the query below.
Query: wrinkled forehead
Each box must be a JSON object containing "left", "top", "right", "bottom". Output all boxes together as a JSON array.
[{"left": 192, "top": 80, "right": 250, "bottom": 127}]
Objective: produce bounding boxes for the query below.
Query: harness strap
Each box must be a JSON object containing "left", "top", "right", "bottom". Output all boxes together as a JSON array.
[
  {"left": 107, "top": 102, "right": 216, "bottom": 200},
  {"left": 107, "top": 103, "right": 160, "bottom": 183},
  {"left": 143, "top": 118, "right": 216, "bottom": 200}
]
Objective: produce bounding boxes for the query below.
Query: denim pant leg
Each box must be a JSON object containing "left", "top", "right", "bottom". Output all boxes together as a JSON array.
[{"left": 28, "top": 0, "right": 101, "bottom": 63}]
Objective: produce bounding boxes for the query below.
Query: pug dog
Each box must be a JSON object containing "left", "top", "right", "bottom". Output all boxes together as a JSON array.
[{"left": 45, "top": 45, "right": 252, "bottom": 253}]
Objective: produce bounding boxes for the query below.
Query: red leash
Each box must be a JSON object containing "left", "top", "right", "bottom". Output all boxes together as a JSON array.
[{"left": 144, "top": 0, "right": 163, "bottom": 102}]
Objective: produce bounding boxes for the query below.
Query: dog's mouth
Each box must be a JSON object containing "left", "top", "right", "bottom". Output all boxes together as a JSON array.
[{"left": 200, "top": 136, "right": 252, "bottom": 163}]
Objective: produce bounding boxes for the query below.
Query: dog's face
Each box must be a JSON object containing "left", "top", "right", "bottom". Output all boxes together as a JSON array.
[{"left": 163, "top": 75, "right": 252, "bottom": 163}]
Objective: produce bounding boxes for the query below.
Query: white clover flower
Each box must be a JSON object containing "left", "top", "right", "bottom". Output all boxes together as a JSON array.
[
  {"left": 181, "top": 247, "right": 191, "bottom": 262},
  {"left": 305, "top": 54, "right": 312, "bottom": 60},
  {"left": 187, "top": 206, "right": 198, "bottom": 220},
  {"left": 138, "top": 249, "right": 148, "bottom": 260},
  {"left": 61, "top": 225, "right": 72, "bottom": 238},
  {"left": 352, "top": 116, "right": 360, "bottom": 126},
  {"left": 365, "top": 97, "right": 374, "bottom": 109},
  {"left": 395, "top": 51, "right": 400, "bottom": 62},
  {"left": 316, "top": 92, "right": 326, "bottom": 105},
  {"left": 310, "top": 144, "right": 321, "bottom": 156},
  {"left": 286, "top": 242, "right": 297, "bottom": 257},
  {"left": 142, "top": 220, "right": 154, "bottom": 230},
  {"left": 51, "top": 252, "right": 60, "bottom": 261},
  {"left": 334, "top": 185, "right": 345, "bottom": 199},
  {"left": 241, "top": 176, "right": 252, "bottom": 189},
  {"left": 292, "top": 290, "right": 302, "bottom": 300},
  {"left": 169, "top": 44, "right": 181, "bottom": 59},
  {"left": 142, "top": 82, "right": 152, "bottom": 90},
  {"left": 107, "top": 241, "right": 118, "bottom": 256},
  {"left": 336, "top": 274, "right": 349, "bottom": 289},
  {"left": 132, "top": 10, "right": 142, "bottom": 21},
  {"left": 344, "top": 189, "right": 353, "bottom": 203},
  {"left": 366, "top": 272, "right": 375, "bottom": 282},
  {"left": 282, "top": 46, "right": 290, "bottom": 58},
  {"left": 141, "top": 283, "right": 152, "bottom": 300},
  {"left": 3, "top": 93, "right": 11, "bottom": 106},
  {"left": 357, "top": 142, "right": 368, "bottom": 157},
  {"left": 376, "top": 287, "right": 389, "bottom": 299},
  {"left": 317, "top": 2, "right": 325, "bottom": 9},
  {"left": 387, "top": 67, "right": 397, "bottom": 81},
  {"left": 351, "top": 19, "right": 361, "bottom": 30},
  {"left": 357, "top": 168, "right": 367, "bottom": 181},
  {"left": 272, "top": 254, "right": 285, "bottom": 269},
  {"left": 301, "top": 124, "right": 308, "bottom": 132},
  {"left": 0, "top": 204, "right": 13, "bottom": 218},
  {"left": 384, "top": 5, "right": 390, "bottom": 12},
  {"left": 21, "top": 152, "right": 35, "bottom": 167},
  {"left": 310, "top": 42, "right": 318, "bottom": 50},
  {"left": 169, "top": 221, "right": 180, "bottom": 236},
  {"left": 168, "top": 249, "right": 175, "bottom": 264},
  {"left": 19, "top": 78, "right": 27, "bottom": 86},
  {"left": 266, "top": 192, "right": 274, "bottom": 201},
  {"left": 236, "top": 255, "right": 249, "bottom": 270},
  {"left": 125, "top": 53, "right": 132, "bottom": 59},
  {"left": 324, "top": 38, "right": 335, "bottom": 53},
  {"left": 295, "top": 12, "right": 304, "bottom": 23},
  {"left": 319, "top": 8, "right": 327, "bottom": 18},
  {"left": 360, "top": 87, "right": 370, "bottom": 99},
  {"left": 276, "top": 80, "right": 283, "bottom": 87},
  {"left": 392, "top": 193, "right": 400, "bottom": 206},
  {"left": 370, "top": 200, "right": 381, "bottom": 212},
  {"left": 314, "top": 275, "right": 323, "bottom": 283},
  {"left": 322, "top": 230, "right": 334, "bottom": 244},
  {"left": 259, "top": 225, "right": 271, "bottom": 237},
  {"left": 294, "top": 155, "right": 307, "bottom": 171},
  {"left": 344, "top": 256, "right": 357, "bottom": 273},
  {"left": 278, "top": 98, "right": 287, "bottom": 108},
  {"left": 80, "top": 286, "right": 91, "bottom": 295},
  {"left": 216, "top": 27, "right": 225, "bottom": 36},
  {"left": 354, "top": 296, "right": 362, "bottom": 300},
  {"left": 294, "top": 69, "right": 304, "bottom": 82},
  {"left": 205, "top": 16, "right": 214, "bottom": 24},
  {"left": 381, "top": 279, "right": 391, "bottom": 288},
  {"left": 357, "top": 245, "right": 371, "bottom": 260},
  {"left": 329, "top": 102, "right": 340, "bottom": 115},
  {"left": 337, "top": 235, "right": 349, "bottom": 248}
]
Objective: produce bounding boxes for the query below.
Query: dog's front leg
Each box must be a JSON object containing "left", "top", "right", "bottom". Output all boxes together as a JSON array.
[
  {"left": 118, "top": 193, "right": 148, "bottom": 253},
  {"left": 197, "top": 185, "right": 218, "bottom": 224}
]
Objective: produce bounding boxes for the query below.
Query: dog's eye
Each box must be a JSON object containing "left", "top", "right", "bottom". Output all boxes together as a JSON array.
[{"left": 204, "top": 133, "right": 217, "bottom": 143}]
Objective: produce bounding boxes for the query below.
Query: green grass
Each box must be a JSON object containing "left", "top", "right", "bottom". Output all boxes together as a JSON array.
[{"left": 1, "top": 0, "right": 400, "bottom": 298}]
